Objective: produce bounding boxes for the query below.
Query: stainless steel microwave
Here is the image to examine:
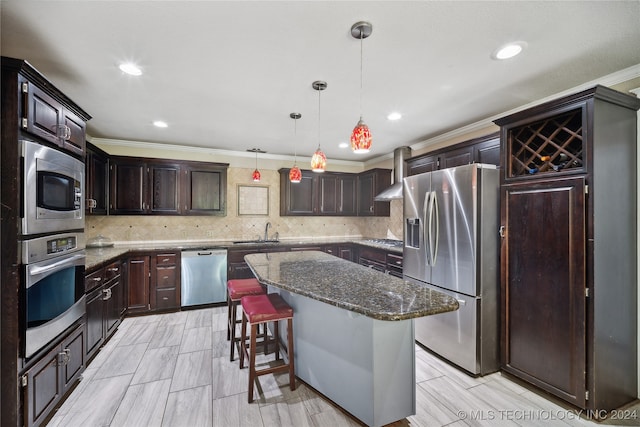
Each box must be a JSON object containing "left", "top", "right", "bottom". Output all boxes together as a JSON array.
[{"left": 21, "top": 140, "right": 84, "bottom": 236}]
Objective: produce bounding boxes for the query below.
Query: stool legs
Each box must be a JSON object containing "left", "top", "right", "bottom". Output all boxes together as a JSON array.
[{"left": 240, "top": 313, "right": 295, "bottom": 403}]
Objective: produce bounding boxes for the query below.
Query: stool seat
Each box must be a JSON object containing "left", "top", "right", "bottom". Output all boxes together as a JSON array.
[
  {"left": 242, "top": 294, "right": 293, "bottom": 323},
  {"left": 227, "top": 278, "right": 264, "bottom": 299}
]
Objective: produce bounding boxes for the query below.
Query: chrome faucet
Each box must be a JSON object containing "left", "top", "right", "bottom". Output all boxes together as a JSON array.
[{"left": 264, "top": 222, "right": 271, "bottom": 241}]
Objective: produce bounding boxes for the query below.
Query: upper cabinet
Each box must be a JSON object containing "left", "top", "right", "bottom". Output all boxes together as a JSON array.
[
  {"left": 407, "top": 133, "right": 500, "bottom": 176},
  {"left": 7, "top": 59, "right": 91, "bottom": 158},
  {"left": 357, "top": 169, "right": 391, "bottom": 217},
  {"left": 85, "top": 143, "right": 109, "bottom": 215},
  {"left": 109, "top": 156, "right": 227, "bottom": 216},
  {"left": 279, "top": 169, "right": 389, "bottom": 217}
]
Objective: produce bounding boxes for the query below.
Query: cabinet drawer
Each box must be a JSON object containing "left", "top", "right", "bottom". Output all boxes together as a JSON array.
[
  {"left": 104, "top": 261, "right": 122, "bottom": 282},
  {"left": 155, "top": 266, "right": 177, "bottom": 288},
  {"left": 85, "top": 268, "right": 104, "bottom": 292},
  {"left": 387, "top": 253, "right": 403, "bottom": 269},
  {"left": 156, "top": 288, "right": 178, "bottom": 310},
  {"left": 156, "top": 253, "right": 177, "bottom": 266},
  {"left": 358, "top": 247, "right": 386, "bottom": 263}
]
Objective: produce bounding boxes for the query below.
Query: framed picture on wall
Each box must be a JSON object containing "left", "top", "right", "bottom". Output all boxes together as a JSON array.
[{"left": 237, "top": 185, "right": 269, "bottom": 216}]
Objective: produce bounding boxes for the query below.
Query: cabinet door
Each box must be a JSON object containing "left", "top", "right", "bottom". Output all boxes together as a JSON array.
[
  {"left": 126, "top": 256, "right": 150, "bottom": 313},
  {"left": 60, "top": 325, "right": 84, "bottom": 391},
  {"left": 441, "top": 146, "right": 473, "bottom": 169},
  {"left": 22, "top": 81, "right": 63, "bottom": 146},
  {"left": 110, "top": 160, "right": 147, "bottom": 214},
  {"left": 473, "top": 137, "right": 500, "bottom": 167},
  {"left": 501, "top": 177, "right": 586, "bottom": 407},
  {"left": 338, "top": 175, "right": 357, "bottom": 215},
  {"left": 104, "top": 261, "right": 124, "bottom": 337},
  {"left": 281, "top": 171, "right": 316, "bottom": 215},
  {"left": 357, "top": 170, "right": 391, "bottom": 216},
  {"left": 183, "top": 165, "right": 227, "bottom": 215},
  {"left": 337, "top": 246, "right": 354, "bottom": 262},
  {"left": 60, "top": 108, "right": 86, "bottom": 157},
  {"left": 85, "top": 145, "right": 109, "bottom": 215},
  {"left": 85, "top": 286, "right": 105, "bottom": 360},
  {"left": 22, "top": 345, "right": 62, "bottom": 427},
  {"left": 149, "top": 163, "right": 180, "bottom": 214},
  {"left": 407, "top": 155, "right": 439, "bottom": 176},
  {"left": 318, "top": 175, "right": 338, "bottom": 214}
]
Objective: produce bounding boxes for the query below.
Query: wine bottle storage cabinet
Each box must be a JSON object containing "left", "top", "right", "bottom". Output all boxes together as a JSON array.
[{"left": 507, "top": 107, "right": 584, "bottom": 178}]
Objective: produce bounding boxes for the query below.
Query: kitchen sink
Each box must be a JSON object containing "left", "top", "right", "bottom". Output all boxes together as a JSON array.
[{"left": 232, "top": 239, "right": 280, "bottom": 245}]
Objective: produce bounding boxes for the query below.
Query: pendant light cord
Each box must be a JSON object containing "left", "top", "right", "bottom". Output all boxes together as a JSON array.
[
  {"left": 359, "top": 31, "right": 363, "bottom": 118},
  {"left": 317, "top": 89, "right": 321, "bottom": 149},
  {"left": 293, "top": 117, "right": 298, "bottom": 163}
]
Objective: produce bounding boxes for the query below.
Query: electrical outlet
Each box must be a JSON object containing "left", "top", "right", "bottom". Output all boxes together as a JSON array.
[{"left": 206, "top": 230, "right": 214, "bottom": 238}]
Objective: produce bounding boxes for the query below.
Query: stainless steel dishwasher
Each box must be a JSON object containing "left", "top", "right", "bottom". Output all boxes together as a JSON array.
[{"left": 181, "top": 248, "right": 227, "bottom": 307}]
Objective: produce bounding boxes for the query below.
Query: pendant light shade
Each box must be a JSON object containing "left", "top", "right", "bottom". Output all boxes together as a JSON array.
[
  {"left": 350, "top": 21, "right": 373, "bottom": 154},
  {"left": 351, "top": 118, "right": 372, "bottom": 153},
  {"left": 248, "top": 148, "right": 264, "bottom": 182},
  {"left": 311, "top": 149, "right": 327, "bottom": 172},
  {"left": 311, "top": 80, "right": 327, "bottom": 172},
  {"left": 289, "top": 112, "right": 302, "bottom": 183}
]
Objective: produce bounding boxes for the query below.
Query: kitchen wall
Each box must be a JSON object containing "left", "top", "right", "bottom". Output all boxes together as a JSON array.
[{"left": 86, "top": 166, "right": 403, "bottom": 244}]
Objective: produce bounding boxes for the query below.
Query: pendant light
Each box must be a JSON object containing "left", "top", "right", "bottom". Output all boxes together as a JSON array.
[
  {"left": 248, "top": 148, "right": 264, "bottom": 182},
  {"left": 350, "top": 21, "right": 373, "bottom": 154},
  {"left": 311, "top": 80, "right": 327, "bottom": 172},
  {"left": 289, "top": 112, "right": 302, "bottom": 183}
]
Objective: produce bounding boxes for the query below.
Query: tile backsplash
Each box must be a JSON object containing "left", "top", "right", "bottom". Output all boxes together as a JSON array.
[{"left": 86, "top": 168, "right": 403, "bottom": 244}]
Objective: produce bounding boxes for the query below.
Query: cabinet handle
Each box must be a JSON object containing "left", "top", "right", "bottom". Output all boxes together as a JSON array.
[
  {"left": 92, "top": 277, "right": 102, "bottom": 282},
  {"left": 163, "top": 275, "right": 169, "bottom": 280},
  {"left": 162, "top": 296, "right": 169, "bottom": 301},
  {"left": 162, "top": 258, "right": 170, "bottom": 262},
  {"left": 103, "top": 289, "right": 110, "bottom": 300},
  {"left": 57, "top": 349, "right": 70, "bottom": 366},
  {"left": 107, "top": 267, "right": 119, "bottom": 272},
  {"left": 499, "top": 225, "right": 506, "bottom": 238}
]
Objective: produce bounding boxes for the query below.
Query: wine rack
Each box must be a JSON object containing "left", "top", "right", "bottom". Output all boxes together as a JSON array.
[{"left": 507, "top": 107, "right": 584, "bottom": 178}]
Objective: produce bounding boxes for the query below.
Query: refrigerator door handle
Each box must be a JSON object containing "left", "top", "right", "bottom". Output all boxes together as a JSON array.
[
  {"left": 422, "top": 191, "right": 431, "bottom": 266},
  {"left": 431, "top": 190, "right": 439, "bottom": 265}
]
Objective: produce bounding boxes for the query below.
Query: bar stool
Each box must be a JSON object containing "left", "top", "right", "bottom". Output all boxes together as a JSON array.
[
  {"left": 227, "top": 278, "right": 265, "bottom": 362},
  {"left": 239, "top": 293, "right": 295, "bottom": 403}
]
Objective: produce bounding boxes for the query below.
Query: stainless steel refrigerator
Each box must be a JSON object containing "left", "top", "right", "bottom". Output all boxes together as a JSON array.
[{"left": 403, "top": 163, "right": 499, "bottom": 375}]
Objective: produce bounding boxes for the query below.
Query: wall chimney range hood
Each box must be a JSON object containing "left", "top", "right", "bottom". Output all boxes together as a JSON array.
[{"left": 374, "top": 146, "right": 411, "bottom": 201}]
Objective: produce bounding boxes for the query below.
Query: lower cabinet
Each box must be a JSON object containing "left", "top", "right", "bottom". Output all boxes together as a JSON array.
[
  {"left": 85, "top": 261, "right": 124, "bottom": 362},
  {"left": 151, "top": 252, "right": 181, "bottom": 311},
  {"left": 357, "top": 246, "right": 403, "bottom": 276},
  {"left": 125, "top": 252, "right": 181, "bottom": 313},
  {"left": 21, "top": 323, "right": 84, "bottom": 427},
  {"left": 126, "top": 255, "right": 151, "bottom": 313}
]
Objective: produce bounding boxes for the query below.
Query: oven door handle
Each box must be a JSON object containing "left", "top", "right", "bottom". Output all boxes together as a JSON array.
[{"left": 28, "top": 254, "right": 85, "bottom": 276}]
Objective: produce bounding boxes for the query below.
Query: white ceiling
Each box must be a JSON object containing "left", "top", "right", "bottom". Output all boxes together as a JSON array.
[{"left": 2, "top": 1, "right": 640, "bottom": 164}]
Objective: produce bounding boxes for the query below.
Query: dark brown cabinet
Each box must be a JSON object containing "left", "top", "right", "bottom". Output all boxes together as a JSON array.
[
  {"left": 85, "top": 261, "right": 124, "bottom": 361},
  {"left": 407, "top": 133, "right": 500, "bottom": 176},
  {"left": 19, "top": 78, "right": 88, "bottom": 157},
  {"left": 110, "top": 157, "right": 227, "bottom": 216},
  {"left": 85, "top": 142, "right": 109, "bottom": 215},
  {"left": 495, "top": 85, "right": 640, "bottom": 412},
  {"left": 183, "top": 164, "right": 227, "bottom": 216},
  {"left": 110, "top": 159, "right": 147, "bottom": 214},
  {"left": 126, "top": 255, "right": 151, "bottom": 314},
  {"left": 356, "top": 245, "right": 402, "bottom": 276},
  {"left": 357, "top": 169, "right": 391, "bottom": 216},
  {"left": 280, "top": 169, "right": 387, "bottom": 217},
  {"left": 21, "top": 323, "right": 84, "bottom": 427},
  {"left": 151, "top": 252, "right": 181, "bottom": 311}
]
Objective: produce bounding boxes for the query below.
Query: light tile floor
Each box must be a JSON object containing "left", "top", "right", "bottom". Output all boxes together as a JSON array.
[{"left": 48, "top": 307, "right": 639, "bottom": 426}]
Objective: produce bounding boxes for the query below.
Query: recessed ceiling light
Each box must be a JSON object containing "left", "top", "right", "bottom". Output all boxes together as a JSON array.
[
  {"left": 153, "top": 120, "right": 168, "bottom": 128},
  {"left": 387, "top": 112, "right": 402, "bottom": 121},
  {"left": 492, "top": 41, "right": 527, "bottom": 60},
  {"left": 119, "top": 62, "right": 142, "bottom": 76},
  {"left": 339, "top": 142, "right": 349, "bottom": 149}
]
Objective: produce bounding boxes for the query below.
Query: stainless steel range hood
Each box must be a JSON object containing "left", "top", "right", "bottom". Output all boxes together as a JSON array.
[{"left": 374, "top": 146, "right": 412, "bottom": 201}]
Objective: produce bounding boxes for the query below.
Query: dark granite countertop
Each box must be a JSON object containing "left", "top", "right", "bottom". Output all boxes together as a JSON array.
[
  {"left": 244, "top": 251, "right": 459, "bottom": 321},
  {"left": 84, "top": 237, "right": 403, "bottom": 270}
]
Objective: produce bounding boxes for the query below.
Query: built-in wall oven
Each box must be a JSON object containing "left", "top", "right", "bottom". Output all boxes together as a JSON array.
[
  {"left": 20, "top": 139, "right": 84, "bottom": 236},
  {"left": 22, "top": 232, "right": 86, "bottom": 358}
]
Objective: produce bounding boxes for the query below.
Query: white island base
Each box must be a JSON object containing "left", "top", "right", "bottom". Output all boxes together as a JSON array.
[{"left": 273, "top": 287, "right": 416, "bottom": 427}]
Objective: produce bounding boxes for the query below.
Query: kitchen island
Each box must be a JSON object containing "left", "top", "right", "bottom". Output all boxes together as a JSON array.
[{"left": 244, "top": 251, "right": 458, "bottom": 427}]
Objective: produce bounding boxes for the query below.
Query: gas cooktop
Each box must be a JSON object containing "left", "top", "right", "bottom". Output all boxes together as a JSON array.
[{"left": 361, "top": 238, "right": 403, "bottom": 248}]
